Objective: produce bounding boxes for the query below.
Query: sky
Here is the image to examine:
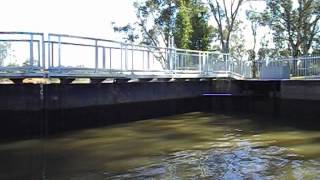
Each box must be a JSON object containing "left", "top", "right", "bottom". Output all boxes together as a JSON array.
[
  {"left": 0, "top": 0, "right": 137, "bottom": 40},
  {"left": 0, "top": 0, "right": 267, "bottom": 68},
  {"left": 0, "top": 0, "right": 268, "bottom": 46}
]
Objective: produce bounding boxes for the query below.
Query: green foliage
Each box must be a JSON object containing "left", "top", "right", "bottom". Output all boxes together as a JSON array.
[
  {"left": 229, "top": 22, "right": 246, "bottom": 60},
  {"left": 135, "top": 0, "right": 176, "bottom": 47},
  {"left": 112, "top": 23, "right": 139, "bottom": 43},
  {"left": 174, "top": 0, "right": 193, "bottom": 49},
  {"left": 112, "top": 0, "right": 213, "bottom": 51},
  {"left": 262, "top": 0, "right": 320, "bottom": 57},
  {"left": 208, "top": 0, "right": 244, "bottom": 54},
  {"left": 188, "top": 0, "right": 214, "bottom": 50}
]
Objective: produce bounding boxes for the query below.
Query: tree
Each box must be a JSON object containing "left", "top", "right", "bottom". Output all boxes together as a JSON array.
[
  {"left": 174, "top": 0, "right": 193, "bottom": 49},
  {"left": 112, "top": 0, "right": 177, "bottom": 68},
  {"left": 263, "top": 0, "right": 320, "bottom": 57},
  {"left": 111, "top": 23, "right": 139, "bottom": 43},
  {"left": 246, "top": 8, "right": 261, "bottom": 57},
  {"left": 113, "top": 0, "right": 214, "bottom": 50},
  {"left": 188, "top": 0, "right": 214, "bottom": 50},
  {"left": 208, "top": 0, "right": 244, "bottom": 54},
  {"left": 133, "top": 0, "right": 176, "bottom": 47},
  {"left": 313, "top": 36, "right": 320, "bottom": 54},
  {"left": 229, "top": 21, "right": 246, "bottom": 61}
]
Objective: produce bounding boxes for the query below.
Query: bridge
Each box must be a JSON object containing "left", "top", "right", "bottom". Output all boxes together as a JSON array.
[
  {"left": 0, "top": 32, "right": 252, "bottom": 83},
  {"left": 1, "top": 32, "right": 320, "bottom": 84},
  {"left": 2, "top": 32, "right": 320, "bottom": 139}
]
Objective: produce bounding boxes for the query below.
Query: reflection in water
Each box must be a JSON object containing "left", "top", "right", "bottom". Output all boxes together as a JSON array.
[{"left": 1, "top": 112, "right": 320, "bottom": 179}]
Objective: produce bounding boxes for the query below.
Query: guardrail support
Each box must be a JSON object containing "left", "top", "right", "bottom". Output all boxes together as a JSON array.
[
  {"left": 58, "top": 35, "right": 61, "bottom": 68},
  {"left": 109, "top": 48, "right": 112, "bottom": 70},
  {"left": 199, "top": 52, "right": 202, "bottom": 73},
  {"left": 29, "top": 34, "right": 34, "bottom": 67},
  {"left": 95, "top": 40, "right": 98, "bottom": 71},
  {"left": 102, "top": 47, "right": 106, "bottom": 69},
  {"left": 41, "top": 34, "right": 45, "bottom": 71}
]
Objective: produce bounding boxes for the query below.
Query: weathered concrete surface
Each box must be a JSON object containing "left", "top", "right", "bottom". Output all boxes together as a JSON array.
[
  {"left": 2, "top": 79, "right": 320, "bottom": 112},
  {"left": 210, "top": 80, "right": 320, "bottom": 129},
  {"left": 1, "top": 79, "right": 320, "bottom": 139},
  {"left": 0, "top": 81, "right": 212, "bottom": 111},
  {"left": 0, "top": 81, "right": 213, "bottom": 138},
  {"left": 280, "top": 80, "right": 320, "bottom": 100},
  {"left": 0, "top": 84, "right": 42, "bottom": 111}
]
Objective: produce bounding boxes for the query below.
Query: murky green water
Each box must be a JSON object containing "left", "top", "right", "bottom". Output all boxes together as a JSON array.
[{"left": 1, "top": 112, "right": 320, "bottom": 179}]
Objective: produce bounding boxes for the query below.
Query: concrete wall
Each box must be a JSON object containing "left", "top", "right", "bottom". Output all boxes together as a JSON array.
[
  {"left": 1, "top": 79, "right": 320, "bottom": 139},
  {"left": 0, "top": 81, "right": 212, "bottom": 111},
  {"left": 0, "top": 81, "right": 212, "bottom": 139},
  {"left": 280, "top": 80, "right": 320, "bottom": 100}
]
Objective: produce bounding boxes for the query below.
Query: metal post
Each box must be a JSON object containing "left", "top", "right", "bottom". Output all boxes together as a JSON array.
[
  {"left": 304, "top": 58, "right": 306, "bottom": 76},
  {"left": 225, "top": 54, "right": 228, "bottom": 72},
  {"left": 37, "top": 41, "right": 41, "bottom": 67},
  {"left": 147, "top": 51, "right": 150, "bottom": 70},
  {"left": 142, "top": 50, "right": 145, "bottom": 71},
  {"left": 174, "top": 49, "right": 177, "bottom": 72},
  {"left": 206, "top": 53, "right": 208, "bottom": 74},
  {"left": 109, "top": 48, "right": 112, "bottom": 70},
  {"left": 165, "top": 48, "right": 168, "bottom": 70},
  {"left": 58, "top": 35, "right": 61, "bottom": 67},
  {"left": 120, "top": 43, "right": 123, "bottom": 70},
  {"left": 48, "top": 35, "right": 51, "bottom": 67},
  {"left": 199, "top": 52, "right": 202, "bottom": 73},
  {"left": 95, "top": 40, "right": 98, "bottom": 71},
  {"left": 102, "top": 47, "right": 106, "bottom": 69},
  {"left": 29, "top": 34, "right": 34, "bottom": 67},
  {"left": 125, "top": 43, "right": 128, "bottom": 71},
  {"left": 41, "top": 34, "right": 45, "bottom": 70},
  {"left": 131, "top": 44, "right": 134, "bottom": 72},
  {"left": 51, "top": 43, "right": 54, "bottom": 67},
  {"left": 169, "top": 48, "right": 172, "bottom": 72}
]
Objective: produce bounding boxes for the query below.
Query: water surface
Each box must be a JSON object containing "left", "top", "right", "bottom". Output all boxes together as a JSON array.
[{"left": 1, "top": 112, "right": 320, "bottom": 179}]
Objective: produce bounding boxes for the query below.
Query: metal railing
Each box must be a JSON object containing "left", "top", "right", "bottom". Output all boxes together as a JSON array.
[
  {"left": 0, "top": 31, "right": 250, "bottom": 79},
  {"left": 257, "top": 55, "right": 320, "bottom": 79},
  {"left": 0, "top": 32, "right": 45, "bottom": 76}
]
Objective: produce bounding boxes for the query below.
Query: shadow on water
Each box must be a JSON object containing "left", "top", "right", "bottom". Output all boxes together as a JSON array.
[{"left": 1, "top": 112, "right": 320, "bottom": 179}]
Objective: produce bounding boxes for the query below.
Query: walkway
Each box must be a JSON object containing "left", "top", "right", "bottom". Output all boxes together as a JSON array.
[{"left": 0, "top": 32, "right": 250, "bottom": 82}]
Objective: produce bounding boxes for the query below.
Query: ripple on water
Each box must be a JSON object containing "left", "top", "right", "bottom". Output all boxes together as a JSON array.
[{"left": 1, "top": 112, "right": 320, "bottom": 179}]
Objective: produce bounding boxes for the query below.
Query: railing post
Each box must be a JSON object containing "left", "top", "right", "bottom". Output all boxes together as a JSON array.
[
  {"left": 120, "top": 43, "right": 123, "bottom": 71},
  {"left": 185, "top": 50, "right": 187, "bottom": 70},
  {"left": 174, "top": 49, "right": 177, "bottom": 72},
  {"left": 109, "top": 48, "right": 112, "bottom": 70},
  {"left": 205, "top": 52, "right": 208, "bottom": 75},
  {"left": 48, "top": 35, "right": 51, "bottom": 68},
  {"left": 147, "top": 50, "right": 150, "bottom": 70},
  {"left": 58, "top": 35, "right": 61, "bottom": 68},
  {"left": 95, "top": 40, "right": 98, "bottom": 71},
  {"left": 131, "top": 43, "right": 134, "bottom": 73},
  {"left": 41, "top": 34, "right": 45, "bottom": 70},
  {"left": 169, "top": 48, "right": 172, "bottom": 73},
  {"left": 29, "top": 33, "right": 34, "bottom": 67},
  {"left": 304, "top": 58, "right": 306, "bottom": 76},
  {"left": 102, "top": 47, "right": 106, "bottom": 69},
  {"left": 142, "top": 50, "right": 145, "bottom": 71},
  {"left": 224, "top": 54, "right": 227, "bottom": 72},
  {"left": 37, "top": 40, "right": 41, "bottom": 67},
  {"left": 199, "top": 51, "right": 202, "bottom": 73},
  {"left": 125, "top": 43, "right": 128, "bottom": 71}
]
